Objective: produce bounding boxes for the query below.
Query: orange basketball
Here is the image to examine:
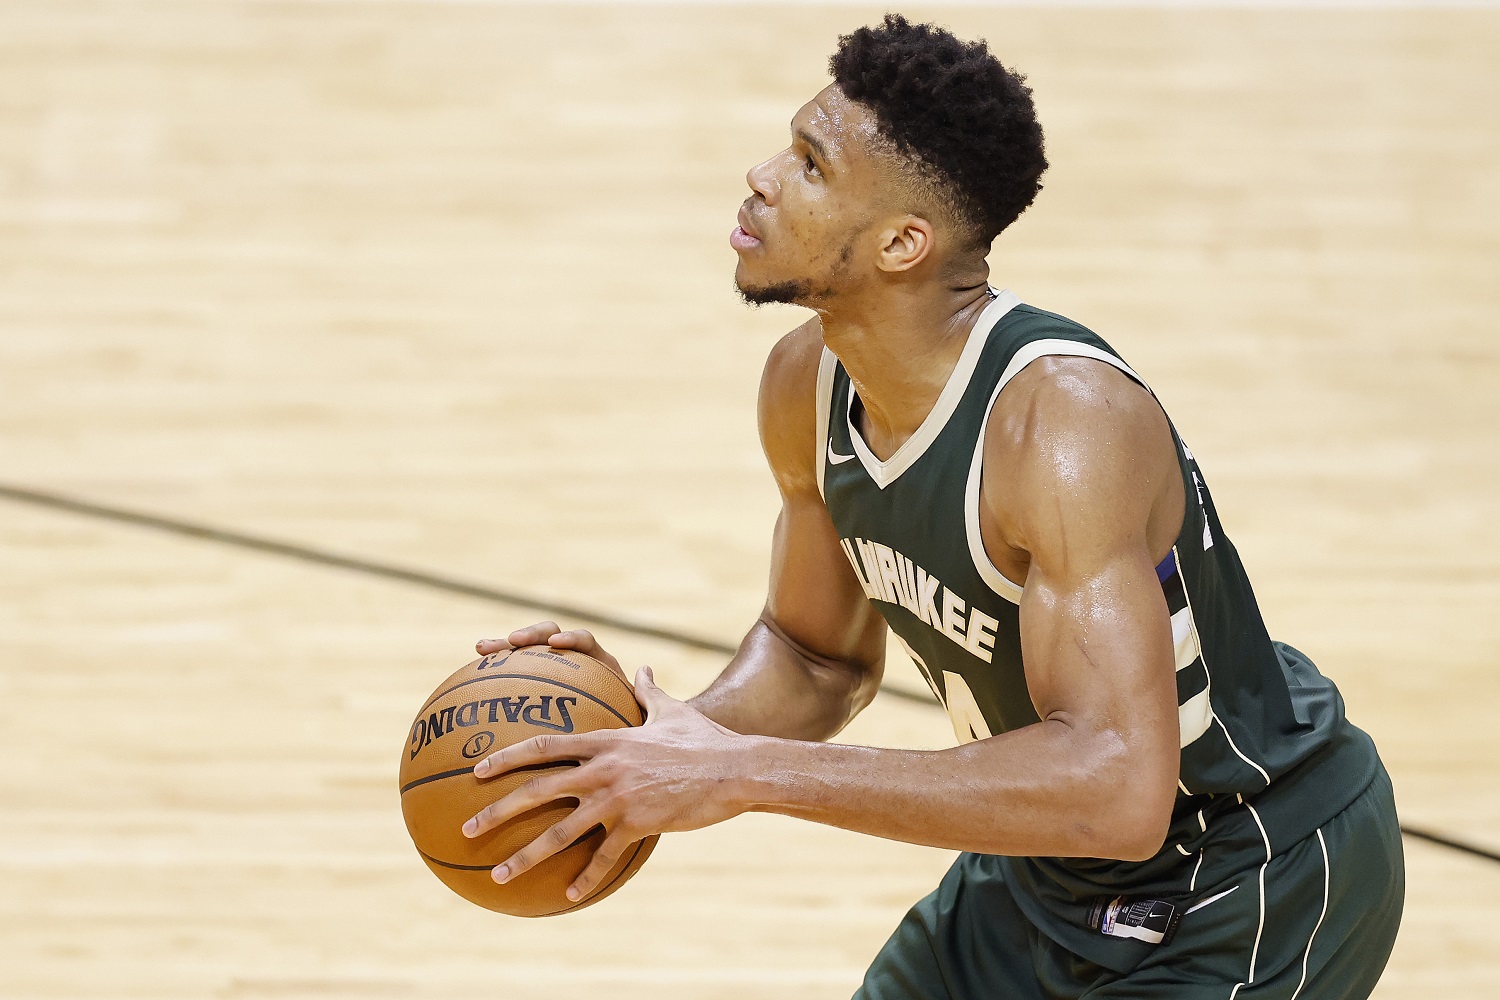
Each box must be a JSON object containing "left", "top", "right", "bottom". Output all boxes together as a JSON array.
[{"left": 398, "top": 645, "right": 658, "bottom": 916}]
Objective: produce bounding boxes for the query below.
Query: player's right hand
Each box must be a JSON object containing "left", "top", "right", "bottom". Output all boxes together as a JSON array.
[{"left": 475, "top": 621, "right": 625, "bottom": 677}]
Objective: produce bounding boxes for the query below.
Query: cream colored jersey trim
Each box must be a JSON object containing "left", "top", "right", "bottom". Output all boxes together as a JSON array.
[
  {"left": 814, "top": 346, "right": 838, "bottom": 501},
  {"left": 963, "top": 337, "right": 1153, "bottom": 605},
  {"left": 845, "top": 289, "right": 1020, "bottom": 491}
]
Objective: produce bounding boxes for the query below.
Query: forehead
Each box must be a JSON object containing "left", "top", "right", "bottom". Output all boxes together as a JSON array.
[{"left": 793, "top": 84, "right": 883, "bottom": 162}]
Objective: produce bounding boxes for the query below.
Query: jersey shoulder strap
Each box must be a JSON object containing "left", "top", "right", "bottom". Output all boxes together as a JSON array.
[{"left": 813, "top": 346, "right": 838, "bottom": 500}]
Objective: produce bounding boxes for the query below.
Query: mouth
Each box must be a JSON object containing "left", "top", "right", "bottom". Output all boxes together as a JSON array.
[{"left": 731, "top": 205, "right": 763, "bottom": 252}]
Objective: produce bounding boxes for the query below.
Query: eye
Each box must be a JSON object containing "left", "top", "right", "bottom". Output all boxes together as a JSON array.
[{"left": 804, "top": 155, "right": 820, "bottom": 176}]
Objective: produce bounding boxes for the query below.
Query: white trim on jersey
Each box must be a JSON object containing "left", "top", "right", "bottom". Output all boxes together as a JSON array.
[
  {"left": 1178, "top": 687, "right": 1214, "bottom": 749},
  {"left": 1185, "top": 884, "right": 1239, "bottom": 915},
  {"left": 1171, "top": 607, "right": 1201, "bottom": 672},
  {"left": 1229, "top": 795, "right": 1275, "bottom": 997},
  {"left": 1290, "top": 829, "right": 1332, "bottom": 1000},
  {"left": 963, "top": 336, "right": 1153, "bottom": 606},
  {"left": 1171, "top": 587, "right": 1214, "bottom": 747},
  {"left": 845, "top": 289, "right": 1020, "bottom": 491},
  {"left": 949, "top": 341, "right": 1260, "bottom": 772},
  {"left": 814, "top": 347, "right": 838, "bottom": 500},
  {"left": 1174, "top": 546, "right": 1273, "bottom": 785}
]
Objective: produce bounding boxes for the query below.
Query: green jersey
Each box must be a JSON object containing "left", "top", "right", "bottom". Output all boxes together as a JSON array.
[{"left": 815, "top": 289, "right": 1381, "bottom": 971}]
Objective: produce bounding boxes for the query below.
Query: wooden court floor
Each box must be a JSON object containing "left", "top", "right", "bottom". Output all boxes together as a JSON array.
[{"left": 1, "top": 2, "right": 1497, "bottom": 997}]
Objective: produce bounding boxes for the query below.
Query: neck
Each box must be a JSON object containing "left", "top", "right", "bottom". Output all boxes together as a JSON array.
[{"left": 816, "top": 278, "right": 996, "bottom": 461}]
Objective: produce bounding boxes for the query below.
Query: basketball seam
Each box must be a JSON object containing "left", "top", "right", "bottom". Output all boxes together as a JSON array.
[
  {"left": 416, "top": 836, "right": 654, "bottom": 916},
  {"left": 588, "top": 661, "right": 642, "bottom": 716},
  {"left": 399, "top": 765, "right": 477, "bottom": 795},
  {"left": 419, "top": 651, "right": 640, "bottom": 719},
  {"left": 412, "top": 672, "right": 634, "bottom": 727},
  {"left": 550, "top": 836, "right": 653, "bottom": 916},
  {"left": 413, "top": 820, "right": 596, "bottom": 871},
  {"left": 533, "top": 652, "right": 641, "bottom": 719},
  {"left": 417, "top": 848, "right": 493, "bottom": 872},
  {"left": 418, "top": 650, "right": 516, "bottom": 712}
]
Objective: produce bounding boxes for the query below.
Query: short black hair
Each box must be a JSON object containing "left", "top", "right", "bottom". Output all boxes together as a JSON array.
[{"left": 830, "top": 14, "right": 1048, "bottom": 247}]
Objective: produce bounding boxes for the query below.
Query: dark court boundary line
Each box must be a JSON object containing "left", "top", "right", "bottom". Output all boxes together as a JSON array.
[
  {"left": 0, "top": 482, "right": 935, "bottom": 702},
  {"left": 1400, "top": 826, "right": 1500, "bottom": 865},
  {"left": 4, "top": 481, "right": 1499, "bottom": 869}
]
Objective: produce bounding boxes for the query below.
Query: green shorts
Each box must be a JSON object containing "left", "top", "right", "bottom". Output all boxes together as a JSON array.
[{"left": 855, "top": 767, "right": 1403, "bottom": 1000}]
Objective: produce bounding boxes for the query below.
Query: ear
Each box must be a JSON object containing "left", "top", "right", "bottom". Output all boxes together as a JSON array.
[{"left": 874, "top": 215, "right": 934, "bottom": 273}]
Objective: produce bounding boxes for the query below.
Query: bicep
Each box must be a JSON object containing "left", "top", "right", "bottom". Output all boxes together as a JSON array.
[
  {"left": 991, "top": 360, "right": 1184, "bottom": 792},
  {"left": 1018, "top": 550, "right": 1178, "bottom": 743},
  {"left": 1018, "top": 547, "right": 1180, "bottom": 856}
]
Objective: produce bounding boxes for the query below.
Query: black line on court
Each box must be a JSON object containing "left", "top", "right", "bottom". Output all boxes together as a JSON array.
[
  {"left": 0, "top": 482, "right": 937, "bottom": 703},
  {"left": 1400, "top": 826, "right": 1500, "bottom": 864},
  {"left": 4, "top": 481, "right": 1498, "bottom": 868},
  {"left": 0, "top": 483, "right": 742, "bottom": 652}
]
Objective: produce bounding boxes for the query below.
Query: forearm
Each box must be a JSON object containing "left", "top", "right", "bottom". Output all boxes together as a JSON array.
[
  {"left": 689, "top": 618, "right": 877, "bottom": 742},
  {"left": 731, "top": 722, "right": 1172, "bottom": 862}
]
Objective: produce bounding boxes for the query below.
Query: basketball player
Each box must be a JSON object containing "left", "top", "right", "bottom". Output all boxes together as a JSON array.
[{"left": 466, "top": 15, "right": 1404, "bottom": 998}]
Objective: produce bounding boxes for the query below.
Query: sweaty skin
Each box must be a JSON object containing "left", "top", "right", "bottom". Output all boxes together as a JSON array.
[{"left": 465, "top": 85, "right": 1184, "bottom": 906}]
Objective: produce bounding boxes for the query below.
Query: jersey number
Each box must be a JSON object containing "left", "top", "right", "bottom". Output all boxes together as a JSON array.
[{"left": 900, "top": 639, "right": 992, "bottom": 744}]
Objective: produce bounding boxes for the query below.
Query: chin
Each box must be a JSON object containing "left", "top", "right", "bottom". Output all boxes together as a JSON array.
[
  {"left": 734, "top": 266, "right": 812, "bottom": 307},
  {"left": 736, "top": 282, "right": 808, "bottom": 307}
]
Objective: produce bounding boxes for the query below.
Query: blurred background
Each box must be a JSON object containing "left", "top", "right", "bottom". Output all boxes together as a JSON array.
[{"left": 1, "top": 2, "right": 1497, "bottom": 997}]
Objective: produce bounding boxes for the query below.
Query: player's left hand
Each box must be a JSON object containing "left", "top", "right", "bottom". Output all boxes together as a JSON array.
[{"left": 461, "top": 666, "right": 753, "bottom": 902}]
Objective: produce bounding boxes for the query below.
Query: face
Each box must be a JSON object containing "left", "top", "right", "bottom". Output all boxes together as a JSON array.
[{"left": 732, "top": 86, "right": 898, "bottom": 307}]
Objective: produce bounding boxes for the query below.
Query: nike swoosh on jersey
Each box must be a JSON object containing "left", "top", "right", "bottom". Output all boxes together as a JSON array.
[{"left": 828, "top": 441, "right": 857, "bottom": 465}]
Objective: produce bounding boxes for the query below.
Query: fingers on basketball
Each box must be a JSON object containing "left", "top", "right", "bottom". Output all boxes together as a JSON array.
[
  {"left": 475, "top": 620, "right": 563, "bottom": 655},
  {"left": 567, "top": 828, "right": 635, "bottom": 901}
]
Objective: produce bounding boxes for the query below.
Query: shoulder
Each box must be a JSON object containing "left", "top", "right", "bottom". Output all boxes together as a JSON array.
[
  {"left": 998, "top": 354, "right": 1162, "bottom": 439},
  {"left": 986, "top": 300, "right": 1144, "bottom": 433},
  {"left": 757, "top": 317, "right": 828, "bottom": 496},
  {"left": 984, "top": 355, "right": 1180, "bottom": 549},
  {"left": 992, "top": 354, "right": 1168, "bottom": 456}
]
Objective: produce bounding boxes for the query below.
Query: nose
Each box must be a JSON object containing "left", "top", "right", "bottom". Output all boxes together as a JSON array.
[{"left": 745, "top": 154, "right": 779, "bottom": 204}]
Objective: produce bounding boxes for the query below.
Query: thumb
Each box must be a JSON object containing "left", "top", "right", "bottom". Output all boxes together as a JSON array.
[{"left": 633, "top": 665, "right": 674, "bottom": 721}]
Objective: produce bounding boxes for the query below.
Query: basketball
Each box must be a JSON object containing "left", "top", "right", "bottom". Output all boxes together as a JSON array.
[{"left": 398, "top": 645, "right": 659, "bottom": 916}]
